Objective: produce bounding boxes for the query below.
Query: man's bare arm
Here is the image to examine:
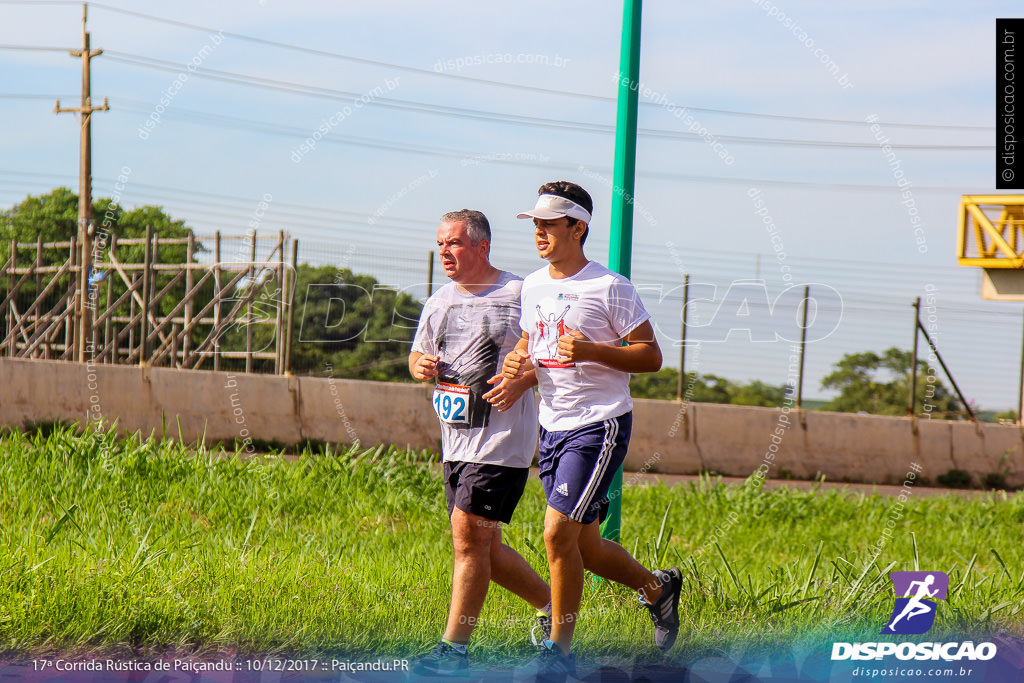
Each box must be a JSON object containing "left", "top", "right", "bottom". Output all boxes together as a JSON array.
[{"left": 555, "top": 320, "right": 662, "bottom": 373}]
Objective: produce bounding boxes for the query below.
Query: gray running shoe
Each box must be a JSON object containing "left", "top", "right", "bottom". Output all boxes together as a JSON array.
[
  {"left": 530, "top": 611, "right": 552, "bottom": 647},
  {"left": 409, "top": 641, "right": 469, "bottom": 678},
  {"left": 514, "top": 641, "right": 575, "bottom": 683},
  {"left": 641, "top": 566, "right": 683, "bottom": 652}
]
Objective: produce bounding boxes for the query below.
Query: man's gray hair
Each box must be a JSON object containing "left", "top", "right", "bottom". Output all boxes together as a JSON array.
[{"left": 441, "top": 209, "right": 491, "bottom": 246}]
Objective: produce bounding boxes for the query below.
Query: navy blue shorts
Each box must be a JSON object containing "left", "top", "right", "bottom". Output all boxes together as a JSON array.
[{"left": 538, "top": 412, "right": 632, "bottom": 524}]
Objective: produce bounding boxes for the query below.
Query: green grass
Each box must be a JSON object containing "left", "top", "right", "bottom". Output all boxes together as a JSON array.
[{"left": 1, "top": 424, "right": 1023, "bottom": 664}]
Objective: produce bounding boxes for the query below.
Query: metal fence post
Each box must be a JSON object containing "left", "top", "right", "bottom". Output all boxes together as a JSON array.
[
  {"left": 797, "top": 285, "right": 809, "bottom": 409},
  {"left": 676, "top": 273, "right": 689, "bottom": 402}
]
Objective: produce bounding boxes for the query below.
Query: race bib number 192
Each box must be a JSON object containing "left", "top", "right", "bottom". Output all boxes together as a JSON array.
[{"left": 433, "top": 381, "right": 470, "bottom": 424}]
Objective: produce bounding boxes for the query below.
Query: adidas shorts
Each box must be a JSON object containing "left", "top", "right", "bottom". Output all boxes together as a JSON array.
[
  {"left": 443, "top": 460, "right": 530, "bottom": 524},
  {"left": 538, "top": 412, "right": 632, "bottom": 525}
]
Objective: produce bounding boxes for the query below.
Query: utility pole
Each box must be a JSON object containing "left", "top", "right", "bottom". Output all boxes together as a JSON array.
[{"left": 55, "top": 3, "right": 108, "bottom": 362}]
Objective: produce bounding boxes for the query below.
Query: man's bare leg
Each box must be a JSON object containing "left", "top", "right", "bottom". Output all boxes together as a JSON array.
[
  {"left": 442, "top": 508, "right": 496, "bottom": 644},
  {"left": 543, "top": 505, "right": 586, "bottom": 653},
  {"left": 543, "top": 506, "right": 669, "bottom": 654},
  {"left": 488, "top": 523, "right": 551, "bottom": 612},
  {"left": 577, "top": 517, "right": 663, "bottom": 601},
  {"left": 443, "top": 509, "right": 551, "bottom": 644}
]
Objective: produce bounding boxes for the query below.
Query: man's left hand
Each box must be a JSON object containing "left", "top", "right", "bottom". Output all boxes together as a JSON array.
[{"left": 483, "top": 373, "right": 531, "bottom": 412}]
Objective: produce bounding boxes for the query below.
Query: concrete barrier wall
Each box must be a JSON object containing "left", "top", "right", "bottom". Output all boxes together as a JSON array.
[{"left": 3, "top": 358, "right": 1022, "bottom": 487}]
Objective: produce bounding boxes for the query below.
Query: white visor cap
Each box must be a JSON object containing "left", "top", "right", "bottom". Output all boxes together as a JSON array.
[{"left": 516, "top": 194, "right": 592, "bottom": 224}]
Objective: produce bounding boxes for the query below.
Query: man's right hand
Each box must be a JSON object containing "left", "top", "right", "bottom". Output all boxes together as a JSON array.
[
  {"left": 501, "top": 349, "right": 530, "bottom": 379},
  {"left": 411, "top": 353, "right": 439, "bottom": 381}
]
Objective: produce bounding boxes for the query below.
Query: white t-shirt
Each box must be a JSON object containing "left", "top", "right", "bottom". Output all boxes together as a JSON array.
[
  {"left": 411, "top": 271, "right": 537, "bottom": 467},
  {"left": 520, "top": 261, "right": 651, "bottom": 431}
]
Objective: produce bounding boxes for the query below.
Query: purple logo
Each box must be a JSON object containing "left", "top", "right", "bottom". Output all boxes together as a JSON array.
[{"left": 881, "top": 571, "right": 949, "bottom": 635}]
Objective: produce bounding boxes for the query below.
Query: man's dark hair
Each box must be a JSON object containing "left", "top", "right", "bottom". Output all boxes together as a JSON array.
[
  {"left": 441, "top": 209, "right": 491, "bottom": 247},
  {"left": 538, "top": 181, "right": 592, "bottom": 246}
]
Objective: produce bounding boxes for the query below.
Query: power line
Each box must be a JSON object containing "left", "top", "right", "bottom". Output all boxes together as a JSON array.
[
  {"left": 74, "top": 2, "right": 990, "bottom": 132},
  {"left": 0, "top": 93, "right": 76, "bottom": 99},
  {"left": 107, "top": 97, "right": 584, "bottom": 164},
  {"left": 100, "top": 51, "right": 992, "bottom": 151},
  {"left": 88, "top": 3, "right": 617, "bottom": 103},
  {"left": 0, "top": 166, "right": 977, "bottom": 270},
  {"left": 0, "top": 169, "right": 997, "bottom": 288},
  {"left": 0, "top": 45, "right": 73, "bottom": 51},
  {"left": 663, "top": 105, "right": 991, "bottom": 132},
  {"left": 101, "top": 51, "right": 602, "bottom": 136},
  {"left": 0, "top": 3, "right": 990, "bottom": 132},
  {"left": 93, "top": 99, "right": 980, "bottom": 193}
]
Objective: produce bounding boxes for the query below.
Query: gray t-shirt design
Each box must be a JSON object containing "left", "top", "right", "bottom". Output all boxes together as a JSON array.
[
  {"left": 412, "top": 270, "right": 538, "bottom": 467},
  {"left": 433, "top": 301, "right": 516, "bottom": 429}
]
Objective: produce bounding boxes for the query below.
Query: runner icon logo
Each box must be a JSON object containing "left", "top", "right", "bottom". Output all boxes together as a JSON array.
[{"left": 881, "top": 571, "right": 949, "bottom": 635}]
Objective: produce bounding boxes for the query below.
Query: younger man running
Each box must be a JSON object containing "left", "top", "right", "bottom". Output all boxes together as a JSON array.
[{"left": 502, "top": 182, "right": 682, "bottom": 680}]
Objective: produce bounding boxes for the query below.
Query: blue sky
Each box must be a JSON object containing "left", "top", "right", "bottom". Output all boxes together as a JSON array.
[{"left": 0, "top": 1, "right": 1017, "bottom": 410}]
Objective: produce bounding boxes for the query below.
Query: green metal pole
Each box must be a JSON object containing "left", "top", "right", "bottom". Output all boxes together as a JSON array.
[{"left": 602, "top": 0, "right": 642, "bottom": 544}]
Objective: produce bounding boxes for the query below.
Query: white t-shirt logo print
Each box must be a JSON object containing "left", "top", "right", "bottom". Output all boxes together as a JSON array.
[{"left": 535, "top": 300, "right": 571, "bottom": 363}]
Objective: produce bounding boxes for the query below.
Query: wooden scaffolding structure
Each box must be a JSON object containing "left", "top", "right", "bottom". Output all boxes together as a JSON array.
[{"left": 0, "top": 230, "right": 297, "bottom": 374}]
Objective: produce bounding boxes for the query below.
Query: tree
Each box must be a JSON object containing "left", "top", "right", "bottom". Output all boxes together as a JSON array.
[
  {"left": 691, "top": 374, "right": 740, "bottom": 404},
  {"left": 628, "top": 368, "right": 680, "bottom": 400},
  {"left": 730, "top": 380, "right": 787, "bottom": 407},
  {"left": 291, "top": 264, "right": 422, "bottom": 381},
  {"left": 629, "top": 368, "right": 786, "bottom": 406},
  {"left": 1, "top": 189, "right": 196, "bottom": 320},
  {"left": 1, "top": 188, "right": 193, "bottom": 264},
  {"left": 821, "top": 347, "right": 961, "bottom": 417},
  {"left": 223, "top": 264, "right": 422, "bottom": 381},
  {"left": 0, "top": 187, "right": 78, "bottom": 248}
]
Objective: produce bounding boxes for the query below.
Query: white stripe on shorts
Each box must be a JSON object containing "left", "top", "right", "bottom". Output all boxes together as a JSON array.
[{"left": 570, "top": 417, "right": 618, "bottom": 522}]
